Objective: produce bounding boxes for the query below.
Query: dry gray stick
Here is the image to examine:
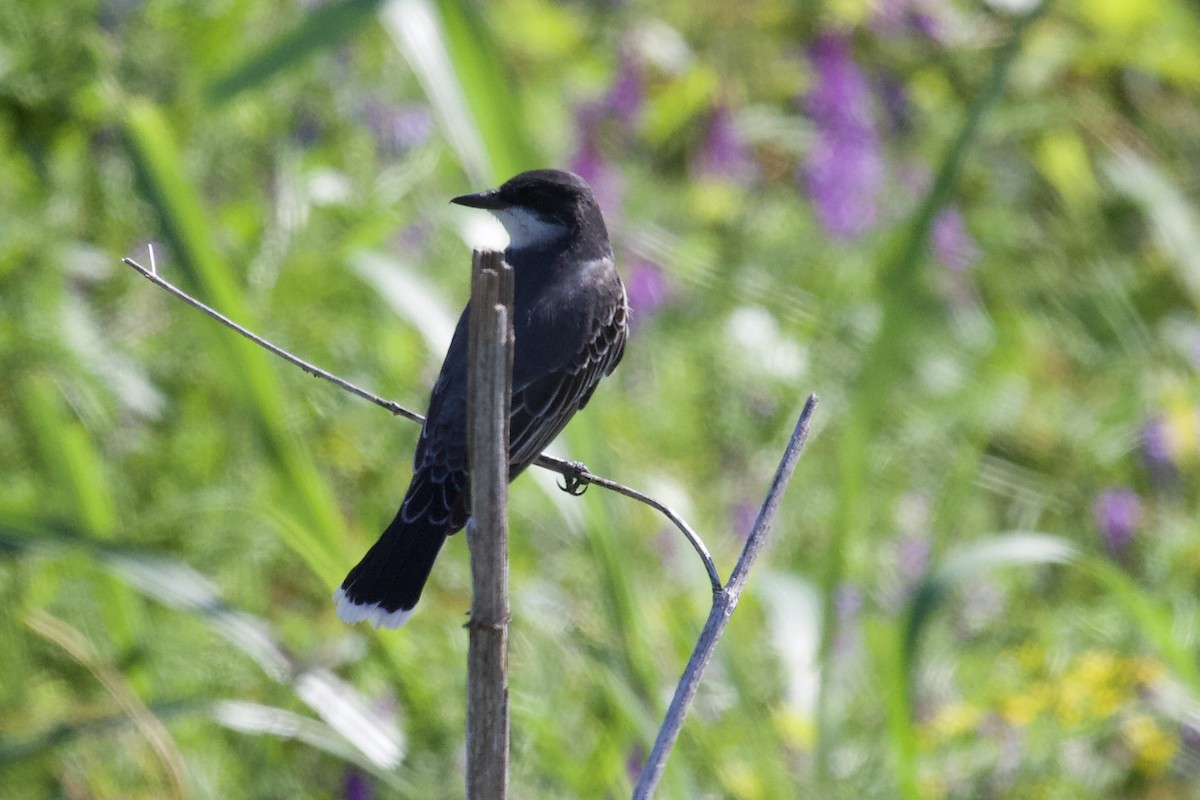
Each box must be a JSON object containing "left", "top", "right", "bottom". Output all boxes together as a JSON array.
[
  {"left": 632, "top": 394, "right": 818, "bottom": 800},
  {"left": 465, "top": 251, "right": 513, "bottom": 799},
  {"left": 121, "top": 255, "right": 720, "bottom": 592}
]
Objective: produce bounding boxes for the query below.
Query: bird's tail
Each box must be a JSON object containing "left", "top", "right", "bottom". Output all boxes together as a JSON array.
[{"left": 334, "top": 508, "right": 448, "bottom": 629}]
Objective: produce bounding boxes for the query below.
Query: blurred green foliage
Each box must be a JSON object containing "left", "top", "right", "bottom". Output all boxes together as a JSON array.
[{"left": 3, "top": 0, "right": 1200, "bottom": 798}]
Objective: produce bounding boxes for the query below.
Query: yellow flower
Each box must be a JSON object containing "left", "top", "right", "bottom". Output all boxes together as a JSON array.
[
  {"left": 1000, "top": 683, "right": 1050, "bottom": 727},
  {"left": 1054, "top": 678, "right": 1089, "bottom": 726},
  {"left": 772, "top": 709, "right": 814, "bottom": 750},
  {"left": 926, "top": 703, "right": 983, "bottom": 743},
  {"left": 1123, "top": 714, "right": 1177, "bottom": 776},
  {"left": 719, "top": 760, "right": 764, "bottom": 799},
  {"left": 1063, "top": 651, "right": 1125, "bottom": 718},
  {"left": 1132, "top": 657, "right": 1165, "bottom": 687},
  {"left": 1073, "top": 650, "right": 1120, "bottom": 687}
]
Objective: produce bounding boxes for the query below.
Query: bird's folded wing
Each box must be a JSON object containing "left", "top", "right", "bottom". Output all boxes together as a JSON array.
[{"left": 508, "top": 298, "right": 626, "bottom": 472}]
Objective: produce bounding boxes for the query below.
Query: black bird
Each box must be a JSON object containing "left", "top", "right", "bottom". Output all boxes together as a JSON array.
[{"left": 335, "top": 169, "right": 628, "bottom": 628}]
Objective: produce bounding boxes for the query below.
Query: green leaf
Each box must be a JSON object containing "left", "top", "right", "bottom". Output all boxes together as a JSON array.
[{"left": 1104, "top": 149, "right": 1200, "bottom": 306}]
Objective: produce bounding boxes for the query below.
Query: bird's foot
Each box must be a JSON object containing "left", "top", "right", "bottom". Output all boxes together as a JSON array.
[{"left": 557, "top": 461, "right": 591, "bottom": 496}]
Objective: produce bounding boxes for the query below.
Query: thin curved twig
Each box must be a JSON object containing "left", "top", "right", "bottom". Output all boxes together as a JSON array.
[
  {"left": 632, "top": 394, "right": 818, "bottom": 800},
  {"left": 543, "top": 460, "right": 721, "bottom": 593},
  {"left": 122, "top": 255, "right": 723, "bottom": 593},
  {"left": 123, "top": 257, "right": 423, "bottom": 424}
]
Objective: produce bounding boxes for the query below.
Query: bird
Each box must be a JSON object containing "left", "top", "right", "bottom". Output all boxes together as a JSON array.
[{"left": 334, "top": 169, "right": 629, "bottom": 628}]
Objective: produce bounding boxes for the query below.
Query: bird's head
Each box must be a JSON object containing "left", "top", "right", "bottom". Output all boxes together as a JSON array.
[{"left": 451, "top": 169, "right": 604, "bottom": 251}]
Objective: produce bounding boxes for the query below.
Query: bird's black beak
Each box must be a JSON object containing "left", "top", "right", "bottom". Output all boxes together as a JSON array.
[{"left": 450, "top": 188, "right": 505, "bottom": 210}]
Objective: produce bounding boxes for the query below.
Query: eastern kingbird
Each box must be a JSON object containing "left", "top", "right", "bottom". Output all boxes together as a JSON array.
[{"left": 334, "top": 169, "right": 629, "bottom": 628}]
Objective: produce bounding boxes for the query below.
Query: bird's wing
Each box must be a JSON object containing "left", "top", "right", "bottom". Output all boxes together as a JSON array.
[
  {"left": 408, "top": 305, "right": 471, "bottom": 529},
  {"left": 507, "top": 289, "right": 627, "bottom": 473}
]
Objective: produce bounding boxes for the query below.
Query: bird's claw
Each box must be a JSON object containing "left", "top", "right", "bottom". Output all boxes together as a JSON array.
[{"left": 557, "top": 461, "right": 591, "bottom": 496}]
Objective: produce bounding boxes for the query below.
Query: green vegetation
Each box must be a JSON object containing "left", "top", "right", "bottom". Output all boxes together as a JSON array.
[{"left": 3, "top": 0, "right": 1200, "bottom": 797}]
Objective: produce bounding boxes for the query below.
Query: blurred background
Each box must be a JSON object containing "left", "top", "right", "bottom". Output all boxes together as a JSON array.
[{"left": 3, "top": 0, "right": 1200, "bottom": 797}]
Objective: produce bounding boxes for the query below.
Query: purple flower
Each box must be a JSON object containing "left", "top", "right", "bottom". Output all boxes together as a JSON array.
[
  {"left": 802, "top": 34, "right": 884, "bottom": 240},
  {"left": 294, "top": 113, "right": 322, "bottom": 147},
  {"left": 570, "top": 103, "right": 623, "bottom": 220},
  {"left": 343, "top": 769, "right": 372, "bottom": 800},
  {"left": 1181, "top": 721, "right": 1200, "bottom": 754},
  {"left": 880, "top": 535, "right": 931, "bottom": 611},
  {"left": 836, "top": 583, "right": 863, "bottom": 618},
  {"left": 730, "top": 501, "right": 760, "bottom": 541},
  {"left": 879, "top": 74, "right": 912, "bottom": 136},
  {"left": 897, "top": 535, "right": 931, "bottom": 585},
  {"left": 931, "top": 207, "right": 980, "bottom": 271},
  {"left": 1142, "top": 417, "right": 1173, "bottom": 475},
  {"left": 1093, "top": 488, "right": 1141, "bottom": 559},
  {"left": 873, "top": 0, "right": 945, "bottom": 40},
  {"left": 834, "top": 583, "right": 863, "bottom": 656},
  {"left": 895, "top": 165, "right": 980, "bottom": 269},
  {"left": 625, "top": 258, "right": 672, "bottom": 322},
  {"left": 909, "top": 10, "right": 941, "bottom": 39},
  {"left": 605, "top": 53, "right": 643, "bottom": 128},
  {"left": 364, "top": 102, "right": 434, "bottom": 154},
  {"left": 392, "top": 104, "right": 435, "bottom": 149},
  {"left": 694, "top": 104, "right": 753, "bottom": 182},
  {"left": 398, "top": 220, "right": 431, "bottom": 251},
  {"left": 626, "top": 743, "right": 646, "bottom": 784}
]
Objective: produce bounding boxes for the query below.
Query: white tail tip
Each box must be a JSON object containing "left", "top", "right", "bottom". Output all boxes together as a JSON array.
[{"left": 333, "top": 586, "right": 415, "bottom": 629}]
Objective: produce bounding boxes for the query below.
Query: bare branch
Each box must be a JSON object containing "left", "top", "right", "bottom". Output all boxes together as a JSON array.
[
  {"left": 123, "top": 256, "right": 422, "bottom": 424},
  {"left": 121, "top": 254, "right": 721, "bottom": 590},
  {"left": 631, "top": 394, "right": 819, "bottom": 800}
]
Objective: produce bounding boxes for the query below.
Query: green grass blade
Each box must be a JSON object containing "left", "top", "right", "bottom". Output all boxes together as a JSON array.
[
  {"left": 903, "top": 533, "right": 1078, "bottom": 668},
  {"left": 0, "top": 700, "right": 206, "bottom": 766},
  {"left": 865, "top": 618, "right": 920, "bottom": 800},
  {"left": 379, "top": 0, "right": 490, "bottom": 184},
  {"left": 433, "top": 0, "right": 538, "bottom": 178},
  {"left": 121, "top": 98, "right": 345, "bottom": 582},
  {"left": 206, "top": 0, "right": 388, "bottom": 104},
  {"left": 18, "top": 374, "right": 117, "bottom": 537},
  {"left": 1081, "top": 556, "right": 1200, "bottom": 694},
  {"left": 16, "top": 375, "right": 144, "bottom": 667},
  {"left": 211, "top": 700, "right": 408, "bottom": 790},
  {"left": 381, "top": 0, "right": 537, "bottom": 185},
  {"left": 1103, "top": 149, "right": 1200, "bottom": 305}
]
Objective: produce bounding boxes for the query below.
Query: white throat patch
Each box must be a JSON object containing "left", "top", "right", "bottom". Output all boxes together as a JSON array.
[{"left": 492, "top": 207, "right": 567, "bottom": 250}]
